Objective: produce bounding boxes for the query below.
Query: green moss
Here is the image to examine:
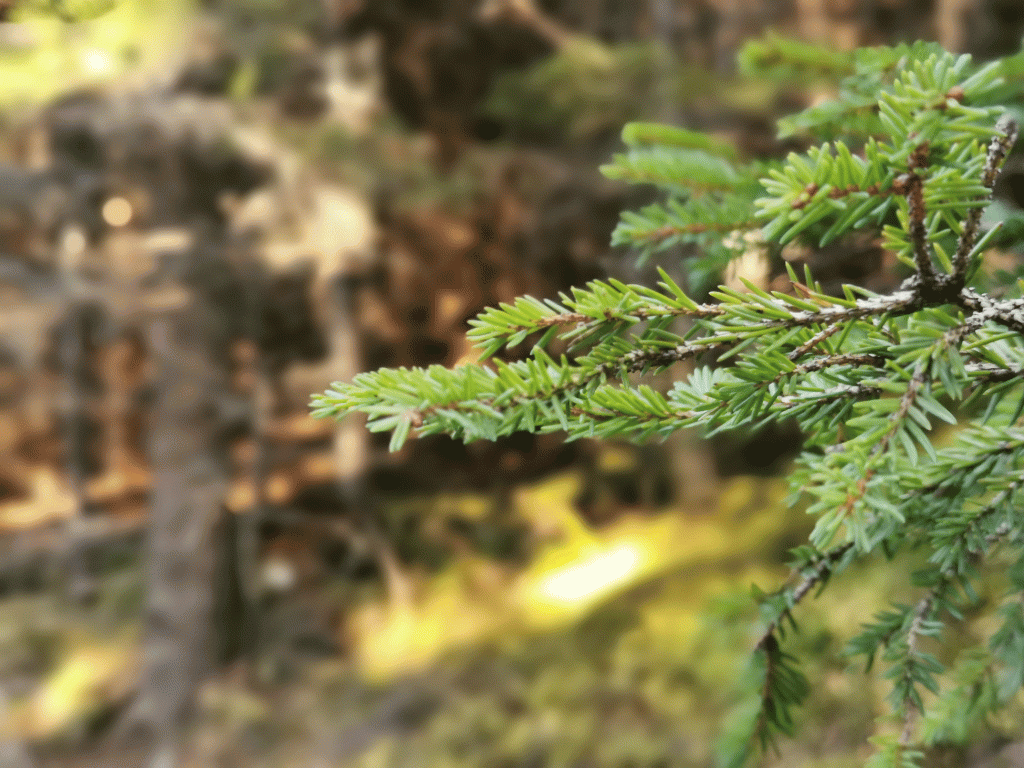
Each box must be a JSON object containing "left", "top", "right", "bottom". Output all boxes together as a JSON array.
[{"left": 323, "top": 474, "right": 949, "bottom": 768}]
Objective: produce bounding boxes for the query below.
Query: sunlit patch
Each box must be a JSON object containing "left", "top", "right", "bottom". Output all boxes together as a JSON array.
[
  {"left": 60, "top": 226, "right": 87, "bottom": 258},
  {"left": 81, "top": 48, "right": 113, "bottom": 75},
  {"left": 0, "top": 469, "right": 75, "bottom": 531},
  {"left": 535, "top": 544, "right": 640, "bottom": 604},
  {"left": 101, "top": 196, "right": 132, "bottom": 227},
  {"left": 23, "top": 635, "right": 138, "bottom": 739},
  {"left": 347, "top": 473, "right": 793, "bottom": 681}
]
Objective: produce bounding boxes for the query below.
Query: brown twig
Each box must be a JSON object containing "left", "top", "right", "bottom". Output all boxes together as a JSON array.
[
  {"left": 896, "top": 167, "right": 940, "bottom": 288},
  {"left": 637, "top": 220, "right": 760, "bottom": 242},
  {"left": 787, "top": 323, "right": 843, "bottom": 360}
]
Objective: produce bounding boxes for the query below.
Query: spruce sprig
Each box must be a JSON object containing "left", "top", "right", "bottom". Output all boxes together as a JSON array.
[{"left": 312, "top": 42, "right": 1024, "bottom": 767}]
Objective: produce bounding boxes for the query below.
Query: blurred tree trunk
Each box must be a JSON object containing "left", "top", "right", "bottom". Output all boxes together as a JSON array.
[
  {"left": 56, "top": 223, "right": 97, "bottom": 603},
  {"left": 129, "top": 298, "right": 231, "bottom": 768},
  {"left": 56, "top": 299, "right": 93, "bottom": 598}
]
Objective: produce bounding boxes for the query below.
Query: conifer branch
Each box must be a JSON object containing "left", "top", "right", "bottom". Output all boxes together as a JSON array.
[
  {"left": 774, "top": 382, "right": 884, "bottom": 409},
  {"left": 635, "top": 220, "right": 760, "bottom": 243},
  {"left": 896, "top": 503, "right": 1016, "bottom": 747},
  {"left": 964, "top": 362, "right": 1024, "bottom": 385},
  {"left": 313, "top": 41, "right": 1024, "bottom": 768}
]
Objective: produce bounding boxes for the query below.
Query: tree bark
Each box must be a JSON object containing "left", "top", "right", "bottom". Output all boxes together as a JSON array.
[{"left": 128, "top": 299, "right": 231, "bottom": 767}]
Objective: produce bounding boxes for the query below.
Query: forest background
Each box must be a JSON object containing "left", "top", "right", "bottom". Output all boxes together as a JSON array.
[{"left": 2, "top": 1, "right": 1024, "bottom": 767}]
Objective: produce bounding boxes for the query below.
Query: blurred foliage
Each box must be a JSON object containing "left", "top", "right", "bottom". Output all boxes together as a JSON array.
[
  {"left": 481, "top": 37, "right": 800, "bottom": 146},
  {"left": 321, "top": 477, "right": 1024, "bottom": 768},
  {"left": 12, "top": 487, "right": 1024, "bottom": 767},
  {"left": 737, "top": 32, "right": 858, "bottom": 83},
  {"left": 0, "top": 0, "right": 192, "bottom": 106},
  {"left": 0, "top": 568, "right": 143, "bottom": 742},
  {"left": 291, "top": 119, "right": 506, "bottom": 213},
  {"left": 483, "top": 40, "right": 706, "bottom": 141},
  {"left": 213, "top": 0, "right": 323, "bottom": 29},
  {"left": 21, "top": 0, "right": 119, "bottom": 22},
  {"left": 20, "top": 633, "right": 137, "bottom": 739}
]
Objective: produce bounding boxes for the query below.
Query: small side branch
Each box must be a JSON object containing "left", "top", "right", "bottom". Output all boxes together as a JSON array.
[
  {"left": 872, "top": 358, "right": 929, "bottom": 460},
  {"left": 952, "top": 116, "right": 1019, "bottom": 279},
  {"left": 745, "top": 544, "right": 854, "bottom": 751},
  {"left": 616, "top": 337, "right": 738, "bottom": 369},
  {"left": 787, "top": 323, "right": 843, "bottom": 360},
  {"left": 791, "top": 352, "right": 888, "bottom": 376},
  {"left": 755, "top": 542, "right": 855, "bottom": 650},
  {"left": 898, "top": 494, "right": 1017, "bottom": 747},
  {"left": 898, "top": 169, "right": 940, "bottom": 288},
  {"left": 775, "top": 382, "right": 884, "bottom": 410},
  {"left": 965, "top": 362, "right": 1024, "bottom": 386},
  {"left": 637, "top": 220, "right": 761, "bottom": 242},
  {"left": 899, "top": 593, "right": 935, "bottom": 746},
  {"left": 832, "top": 359, "right": 928, "bottom": 521},
  {"left": 958, "top": 290, "right": 1024, "bottom": 336}
]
